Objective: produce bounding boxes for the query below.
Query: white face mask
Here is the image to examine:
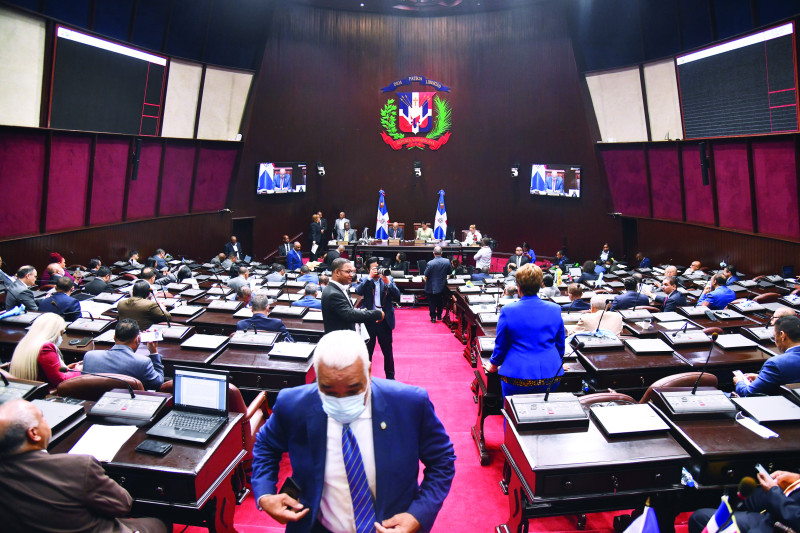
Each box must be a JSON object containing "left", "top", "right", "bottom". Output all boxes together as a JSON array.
[
  {"left": 56, "top": 335, "right": 62, "bottom": 347},
  {"left": 318, "top": 385, "right": 369, "bottom": 425}
]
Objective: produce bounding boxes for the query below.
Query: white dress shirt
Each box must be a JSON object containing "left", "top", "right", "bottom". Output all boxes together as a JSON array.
[
  {"left": 474, "top": 246, "right": 492, "bottom": 270},
  {"left": 318, "top": 395, "right": 377, "bottom": 533},
  {"left": 462, "top": 230, "right": 482, "bottom": 246}
]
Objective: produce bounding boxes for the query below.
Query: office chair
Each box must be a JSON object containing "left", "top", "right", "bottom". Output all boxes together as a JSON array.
[
  {"left": 56, "top": 373, "right": 144, "bottom": 401},
  {"left": 639, "top": 372, "right": 718, "bottom": 405},
  {"left": 753, "top": 292, "right": 780, "bottom": 304},
  {"left": 579, "top": 392, "right": 636, "bottom": 408}
]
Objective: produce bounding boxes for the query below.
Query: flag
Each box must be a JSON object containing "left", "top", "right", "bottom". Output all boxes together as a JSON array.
[
  {"left": 375, "top": 189, "right": 389, "bottom": 239},
  {"left": 433, "top": 190, "right": 447, "bottom": 240},
  {"left": 531, "top": 164, "right": 547, "bottom": 192},
  {"left": 257, "top": 163, "right": 275, "bottom": 193},
  {"left": 702, "top": 496, "right": 737, "bottom": 533},
  {"left": 623, "top": 505, "right": 659, "bottom": 533}
]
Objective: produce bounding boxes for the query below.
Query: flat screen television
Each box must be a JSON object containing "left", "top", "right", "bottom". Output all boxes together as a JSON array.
[
  {"left": 677, "top": 22, "right": 798, "bottom": 139},
  {"left": 530, "top": 164, "right": 580, "bottom": 197},
  {"left": 50, "top": 26, "right": 167, "bottom": 136},
  {"left": 257, "top": 162, "right": 307, "bottom": 194}
]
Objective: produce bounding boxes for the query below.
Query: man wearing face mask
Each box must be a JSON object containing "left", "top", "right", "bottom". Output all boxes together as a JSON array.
[{"left": 251, "top": 330, "right": 456, "bottom": 533}]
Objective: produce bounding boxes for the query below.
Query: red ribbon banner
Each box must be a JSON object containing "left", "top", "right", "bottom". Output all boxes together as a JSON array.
[{"left": 381, "top": 131, "right": 451, "bottom": 150}]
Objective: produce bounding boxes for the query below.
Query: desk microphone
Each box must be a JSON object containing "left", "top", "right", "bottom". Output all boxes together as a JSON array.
[
  {"left": 691, "top": 332, "right": 719, "bottom": 395},
  {"left": 632, "top": 282, "right": 645, "bottom": 311},
  {"left": 672, "top": 321, "right": 690, "bottom": 337},
  {"left": 544, "top": 341, "right": 583, "bottom": 401},
  {"left": 737, "top": 476, "right": 757, "bottom": 500},
  {"left": 252, "top": 325, "right": 259, "bottom": 334},
  {"left": 59, "top": 366, "right": 135, "bottom": 398},
  {"left": 150, "top": 288, "right": 172, "bottom": 327},
  {"left": 593, "top": 303, "right": 608, "bottom": 336},
  {"left": 81, "top": 310, "right": 95, "bottom": 321}
]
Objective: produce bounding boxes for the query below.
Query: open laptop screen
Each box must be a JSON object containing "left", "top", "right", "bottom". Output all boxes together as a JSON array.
[{"left": 174, "top": 367, "right": 228, "bottom": 414}]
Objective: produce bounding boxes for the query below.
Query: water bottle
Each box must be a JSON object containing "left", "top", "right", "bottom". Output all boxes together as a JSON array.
[
  {"left": 555, "top": 267, "right": 562, "bottom": 286},
  {"left": 681, "top": 467, "right": 696, "bottom": 488}
]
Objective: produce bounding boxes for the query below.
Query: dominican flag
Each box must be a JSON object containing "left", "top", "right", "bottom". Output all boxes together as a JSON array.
[
  {"left": 375, "top": 189, "right": 389, "bottom": 239},
  {"left": 701, "top": 496, "right": 739, "bottom": 533},
  {"left": 257, "top": 163, "right": 275, "bottom": 194},
  {"left": 623, "top": 505, "right": 659, "bottom": 533},
  {"left": 433, "top": 190, "right": 448, "bottom": 240},
  {"left": 531, "top": 164, "right": 547, "bottom": 192}
]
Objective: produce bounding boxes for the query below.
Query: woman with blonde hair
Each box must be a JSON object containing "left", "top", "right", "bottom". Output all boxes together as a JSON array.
[{"left": 9, "top": 313, "right": 81, "bottom": 387}]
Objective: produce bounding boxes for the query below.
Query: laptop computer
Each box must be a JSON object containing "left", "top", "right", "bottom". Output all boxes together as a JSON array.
[{"left": 146, "top": 366, "right": 229, "bottom": 444}]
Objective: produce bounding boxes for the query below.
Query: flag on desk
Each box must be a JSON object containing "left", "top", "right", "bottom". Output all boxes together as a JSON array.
[
  {"left": 257, "top": 163, "right": 275, "bottom": 194},
  {"left": 375, "top": 189, "right": 389, "bottom": 240},
  {"left": 433, "top": 190, "right": 447, "bottom": 240},
  {"left": 701, "top": 496, "right": 739, "bottom": 533},
  {"left": 623, "top": 504, "right": 659, "bottom": 533}
]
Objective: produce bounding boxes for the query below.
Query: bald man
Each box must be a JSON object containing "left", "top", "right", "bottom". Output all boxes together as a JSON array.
[{"left": 0, "top": 399, "right": 166, "bottom": 533}]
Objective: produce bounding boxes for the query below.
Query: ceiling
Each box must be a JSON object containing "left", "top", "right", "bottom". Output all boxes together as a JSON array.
[{"left": 288, "top": 0, "right": 549, "bottom": 16}]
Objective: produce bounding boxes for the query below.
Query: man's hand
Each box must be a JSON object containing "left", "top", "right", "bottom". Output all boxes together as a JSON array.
[
  {"left": 381, "top": 274, "right": 391, "bottom": 285},
  {"left": 375, "top": 512, "right": 420, "bottom": 533},
  {"left": 376, "top": 310, "right": 386, "bottom": 322},
  {"left": 257, "top": 494, "right": 309, "bottom": 524},
  {"left": 484, "top": 362, "right": 498, "bottom": 373},
  {"left": 758, "top": 471, "right": 779, "bottom": 491},
  {"left": 147, "top": 341, "right": 158, "bottom": 354},
  {"left": 772, "top": 470, "right": 800, "bottom": 491}
]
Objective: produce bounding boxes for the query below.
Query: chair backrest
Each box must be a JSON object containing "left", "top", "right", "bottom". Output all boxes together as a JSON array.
[
  {"left": 56, "top": 373, "right": 144, "bottom": 401},
  {"left": 702, "top": 326, "right": 724, "bottom": 336},
  {"left": 753, "top": 292, "right": 780, "bottom": 304},
  {"left": 159, "top": 380, "right": 247, "bottom": 413},
  {"left": 579, "top": 392, "right": 637, "bottom": 408},
  {"left": 639, "top": 372, "right": 718, "bottom": 405}
]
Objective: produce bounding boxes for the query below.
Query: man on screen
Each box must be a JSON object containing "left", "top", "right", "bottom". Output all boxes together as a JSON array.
[
  {"left": 273, "top": 168, "right": 292, "bottom": 191},
  {"left": 544, "top": 171, "right": 564, "bottom": 194}
]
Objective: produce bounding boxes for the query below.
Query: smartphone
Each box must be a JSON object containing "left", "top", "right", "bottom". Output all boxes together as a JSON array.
[
  {"left": 135, "top": 439, "right": 172, "bottom": 456},
  {"left": 68, "top": 337, "right": 93, "bottom": 347},
  {"left": 755, "top": 463, "right": 769, "bottom": 477},
  {"left": 140, "top": 330, "right": 163, "bottom": 343},
  {"left": 279, "top": 477, "right": 302, "bottom": 502}
]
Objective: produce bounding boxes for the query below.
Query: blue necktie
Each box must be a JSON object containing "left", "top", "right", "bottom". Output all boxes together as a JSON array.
[{"left": 342, "top": 424, "right": 377, "bottom": 533}]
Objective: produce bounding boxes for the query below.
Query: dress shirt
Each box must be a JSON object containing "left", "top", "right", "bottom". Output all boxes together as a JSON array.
[
  {"left": 319, "top": 397, "right": 376, "bottom": 533},
  {"left": 416, "top": 227, "right": 434, "bottom": 240},
  {"left": 683, "top": 268, "right": 705, "bottom": 278},
  {"left": 474, "top": 246, "right": 492, "bottom": 270},
  {"left": 697, "top": 285, "right": 735, "bottom": 310},
  {"left": 462, "top": 231, "right": 482, "bottom": 246},
  {"left": 539, "top": 285, "right": 561, "bottom": 298}
]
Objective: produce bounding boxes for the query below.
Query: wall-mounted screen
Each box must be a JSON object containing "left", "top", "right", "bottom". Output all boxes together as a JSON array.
[
  {"left": 530, "top": 164, "right": 581, "bottom": 197},
  {"left": 677, "top": 22, "right": 798, "bottom": 139},
  {"left": 50, "top": 26, "right": 167, "bottom": 136},
  {"left": 257, "top": 162, "right": 307, "bottom": 194}
]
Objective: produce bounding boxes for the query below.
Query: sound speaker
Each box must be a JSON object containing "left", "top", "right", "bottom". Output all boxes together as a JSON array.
[
  {"left": 131, "top": 138, "right": 142, "bottom": 181},
  {"left": 699, "top": 142, "right": 709, "bottom": 186}
]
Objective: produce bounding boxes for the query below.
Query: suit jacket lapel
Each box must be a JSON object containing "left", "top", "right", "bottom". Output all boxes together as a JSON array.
[{"left": 370, "top": 381, "right": 390, "bottom": 521}]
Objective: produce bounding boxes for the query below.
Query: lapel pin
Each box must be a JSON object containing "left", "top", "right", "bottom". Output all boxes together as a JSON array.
[{"left": 380, "top": 421, "right": 387, "bottom": 430}]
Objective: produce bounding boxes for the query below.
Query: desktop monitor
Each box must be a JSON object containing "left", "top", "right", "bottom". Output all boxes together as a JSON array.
[
  {"left": 531, "top": 164, "right": 580, "bottom": 197},
  {"left": 257, "top": 162, "right": 307, "bottom": 194}
]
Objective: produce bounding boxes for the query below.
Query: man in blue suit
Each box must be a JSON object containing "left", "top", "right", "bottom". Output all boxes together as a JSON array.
[
  {"left": 423, "top": 246, "right": 451, "bottom": 323},
  {"left": 544, "top": 171, "right": 564, "bottom": 193},
  {"left": 635, "top": 251, "right": 651, "bottom": 269},
  {"left": 610, "top": 277, "right": 650, "bottom": 311},
  {"left": 83, "top": 319, "right": 164, "bottom": 390},
  {"left": 661, "top": 276, "right": 687, "bottom": 312},
  {"left": 236, "top": 292, "right": 293, "bottom": 341},
  {"left": 37, "top": 277, "right": 81, "bottom": 322},
  {"left": 355, "top": 257, "right": 400, "bottom": 380},
  {"left": 273, "top": 168, "right": 292, "bottom": 191},
  {"left": 292, "top": 284, "right": 322, "bottom": 310},
  {"left": 296, "top": 265, "right": 319, "bottom": 283},
  {"left": 287, "top": 242, "right": 303, "bottom": 271},
  {"left": 251, "top": 329, "right": 456, "bottom": 533},
  {"left": 734, "top": 315, "right": 800, "bottom": 396},
  {"left": 698, "top": 274, "right": 736, "bottom": 310}
]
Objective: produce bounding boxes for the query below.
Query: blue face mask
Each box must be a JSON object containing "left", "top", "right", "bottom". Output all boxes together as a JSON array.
[{"left": 319, "top": 386, "right": 369, "bottom": 425}]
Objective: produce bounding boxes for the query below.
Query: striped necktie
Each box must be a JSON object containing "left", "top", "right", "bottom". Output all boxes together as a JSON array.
[{"left": 342, "top": 424, "right": 377, "bottom": 533}]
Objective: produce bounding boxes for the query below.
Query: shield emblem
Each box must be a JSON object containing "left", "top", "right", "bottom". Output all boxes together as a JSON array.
[{"left": 398, "top": 92, "right": 434, "bottom": 134}]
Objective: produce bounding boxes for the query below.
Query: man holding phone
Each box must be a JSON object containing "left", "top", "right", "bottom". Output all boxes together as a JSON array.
[
  {"left": 251, "top": 330, "right": 455, "bottom": 533},
  {"left": 82, "top": 319, "right": 164, "bottom": 390}
]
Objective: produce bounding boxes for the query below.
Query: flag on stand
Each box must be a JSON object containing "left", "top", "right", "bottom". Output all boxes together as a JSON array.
[
  {"left": 623, "top": 503, "right": 659, "bottom": 533},
  {"left": 702, "top": 496, "right": 739, "bottom": 533},
  {"left": 375, "top": 189, "right": 389, "bottom": 239},
  {"left": 433, "top": 190, "right": 447, "bottom": 240}
]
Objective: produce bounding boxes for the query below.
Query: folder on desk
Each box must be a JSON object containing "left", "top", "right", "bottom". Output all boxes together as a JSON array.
[
  {"left": 652, "top": 312, "right": 684, "bottom": 322},
  {"left": 766, "top": 275, "right": 785, "bottom": 283},
  {"left": 550, "top": 296, "right": 571, "bottom": 305},
  {"left": 779, "top": 295, "right": 800, "bottom": 307},
  {"left": 193, "top": 274, "right": 211, "bottom": 282},
  {"left": 180, "top": 334, "right": 229, "bottom": 351},
  {"left": 180, "top": 288, "right": 207, "bottom": 299},
  {"left": 93, "top": 292, "right": 124, "bottom": 304},
  {"left": 229, "top": 330, "right": 279, "bottom": 349},
  {"left": 169, "top": 305, "right": 204, "bottom": 318},
  {"left": 606, "top": 281, "right": 625, "bottom": 289},
  {"left": 730, "top": 300, "right": 765, "bottom": 313},
  {"left": 109, "top": 279, "right": 133, "bottom": 288},
  {"left": 590, "top": 403, "right": 669, "bottom": 437},
  {"left": 743, "top": 326, "right": 773, "bottom": 342},
  {"left": 661, "top": 329, "right": 712, "bottom": 347},
  {"left": 1, "top": 311, "right": 44, "bottom": 326},
  {"left": 714, "top": 333, "right": 758, "bottom": 350},
  {"left": 67, "top": 318, "right": 115, "bottom": 334},
  {"left": 207, "top": 300, "right": 243, "bottom": 312},
  {"left": 166, "top": 283, "right": 190, "bottom": 293},
  {"left": 618, "top": 309, "right": 653, "bottom": 321},
  {"left": 232, "top": 307, "right": 253, "bottom": 318},
  {"left": 625, "top": 338, "right": 674, "bottom": 355},
  {"left": 732, "top": 396, "right": 800, "bottom": 423},
  {"left": 269, "top": 341, "right": 315, "bottom": 360},
  {"left": 478, "top": 313, "right": 500, "bottom": 325},
  {"left": 303, "top": 311, "right": 324, "bottom": 322},
  {"left": 269, "top": 305, "right": 307, "bottom": 317},
  {"left": 467, "top": 295, "right": 495, "bottom": 304}
]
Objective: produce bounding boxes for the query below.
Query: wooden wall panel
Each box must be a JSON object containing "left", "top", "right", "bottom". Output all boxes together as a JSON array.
[
  {"left": 89, "top": 137, "right": 128, "bottom": 226},
  {"left": 647, "top": 144, "right": 682, "bottom": 221},
  {"left": 46, "top": 135, "right": 91, "bottom": 232},
  {"left": 752, "top": 138, "right": 799, "bottom": 240},
  {"left": 0, "top": 129, "right": 45, "bottom": 237},
  {"left": 712, "top": 142, "right": 752, "bottom": 232}
]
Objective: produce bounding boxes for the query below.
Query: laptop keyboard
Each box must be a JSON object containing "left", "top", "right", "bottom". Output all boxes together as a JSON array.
[{"left": 163, "top": 412, "right": 222, "bottom": 432}]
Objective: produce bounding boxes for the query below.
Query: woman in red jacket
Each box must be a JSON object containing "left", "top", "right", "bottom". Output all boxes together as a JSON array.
[{"left": 9, "top": 313, "right": 81, "bottom": 387}]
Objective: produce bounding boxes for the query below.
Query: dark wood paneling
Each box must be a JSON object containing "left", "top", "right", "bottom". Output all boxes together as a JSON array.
[
  {"left": 0, "top": 212, "right": 232, "bottom": 271},
  {"left": 231, "top": 3, "right": 619, "bottom": 262}
]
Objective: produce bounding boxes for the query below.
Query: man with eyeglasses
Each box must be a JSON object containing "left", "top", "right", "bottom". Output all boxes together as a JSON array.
[
  {"left": 321, "top": 258, "right": 384, "bottom": 334},
  {"left": 5, "top": 265, "right": 39, "bottom": 311},
  {"left": 734, "top": 315, "right": 800, "bottom": 397}
]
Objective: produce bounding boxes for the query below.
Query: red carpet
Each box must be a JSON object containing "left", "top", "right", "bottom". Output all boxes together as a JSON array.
[{"left": 174, "top": 307, "right": 692, "bottom": 532}]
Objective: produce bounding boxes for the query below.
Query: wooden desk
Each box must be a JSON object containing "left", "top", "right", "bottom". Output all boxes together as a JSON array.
[
  {"left": 160, "top": 343, "right": 229, "bottom": 375},
  {"left": 211, "top": 346, "right": 315, "bottom": 405},
  {"left": 50, "top": 412, "right": 245, "bottom": 533},
  {"left": 497, "top": 407, "right": 689, "bottom": 533},
  {"left": 187, "top": 310, "right": 325, "bottom": 342}
]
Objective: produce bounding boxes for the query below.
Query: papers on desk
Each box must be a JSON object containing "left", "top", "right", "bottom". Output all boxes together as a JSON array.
[
  {"left": 269, "top": 341, "right": 315, "bottom": 360},
  {"left": 80, "top": 301, "right": 113, "bottom": 317},
  {"left": 730, "top": 300, "right": 766, "bottom": 313},
  {"left": 658, "top": 320, "right": 696, "bottom": 330},
  {"left": 233, "top": 307, "right": 253, "bottom": 318},
  {"left": 714, "top": 333, "right": 758, "bottom": 350},
  {"left": 69, "top": 424, "right": 138, "bottom": 462},
  {"left": 624, "top": 338, "right": 674, "bottom": 354},
  {"left": 652, "top": 311, "right": 684, "bottom": 322},
  {"left": 590, "top": 404, "right": 669, "bottom": 437}
]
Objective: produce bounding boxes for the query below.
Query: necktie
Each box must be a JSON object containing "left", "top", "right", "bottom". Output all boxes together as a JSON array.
[{"left": 342, "top": 424, "right": 377, "bottom": 533}]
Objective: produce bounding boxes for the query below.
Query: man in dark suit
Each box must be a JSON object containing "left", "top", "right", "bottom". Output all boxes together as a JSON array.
[
  {"left": 321, "top": 258, "right": 383, "bottom": 334},
  {"left": 236, "top": 291, "right": 293, "bottom": 341},
  {"left": 83, "top": 266, "right": 113, "bottom": 295},
  {"left": 317, "top": 210, "right": 328, "bottom": 241},
  {"left": 224, "top": 235, "right": 244, "bottom": 261},
  {"left": 610, "top": 277, "right": 650, "bottom": 311},
  {"left": 388, "top": 221, "right": 404, "bottom": 239},
  {"left": 0, "top": 399, "right": 166, "bottom": 533},
  {"left": 561, "top": 283, "right": 591, "bottom": 312},
  {"left": 277, "top": 234, "right": 292, "bottom": 257},
  {"left": 424, "top": 246, "right": 451, "bottom": 323},
  {"left": 273, "top": 168, "right": 292, "bottom": 191},
  {"left": 286, "top": 242, "right": 303, "bottom": 271},
  {"left": 324, "top": 245, "right": 344, "bottom": 268},
  {"left": 117, "top": 280, "right": 171, "bottom": 330},
  {"left": 734, "top": 315, "right": 800, "bottom": 396},
  {"left": 555, "top": 249, "right": 570, "bottom": 269},
  {"left": 5, "top": 265, "right": 39, "bottom": 311},
  {"left": 251, "top": 330, "right": 456, "bottom": 533},
  {"left": 355, "top": 257, "right": 400, "bottom": 380},
  {"left": 504, "top": 246, "right": 531, "bottom": 275},
  {"left": 636, "top": 251, "right": 651, "bottom": 269},
  {"left": 661, "top": 276, "right": 687, "bottom": 312},
  {"left": 37, "top": 277, "right": 81, "bottom": 322}
]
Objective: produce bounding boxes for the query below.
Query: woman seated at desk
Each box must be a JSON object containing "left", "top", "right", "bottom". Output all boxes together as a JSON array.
[
  {"left": 9, "top": 313, "right": 81, "bottom": 387},
  {"left": 486, "top": 263, "right": 565, "bottom": 401}
]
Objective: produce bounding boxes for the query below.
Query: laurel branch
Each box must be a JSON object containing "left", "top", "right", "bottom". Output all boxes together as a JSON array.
[
  {"left": 426, "top": 95, "right": 452, "bottom": 140},
  {"left": 380, "top": 99, "right": 404, "bottom": 140}
]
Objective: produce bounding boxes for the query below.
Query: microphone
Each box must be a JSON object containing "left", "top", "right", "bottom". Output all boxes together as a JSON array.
[
  {"left": 253, "top": 325, "right": 259, "bottom": 334},
  {"left": 150, "top": 288, "right": 172, "bottom": 327},
  {"left": 566, "top": 298, "right": 576, "bottom": 314},
  {"left": 737, "top": 476, "right": 757, "bottom": 500},
  {"left": 544, "top": 342, "right": 583, "bottom": 401},
  {"left": 0, "top": 372, "right": 8, "bottom": 386},
  {"left": 691, "top": 332, "right": 719, "bottom": 395},
  {"left": 594, "top": 302, "right": 608, "bottom": 336},
  {"left": 672, "top": 321, "right": 690, "bottom": 337},
  {"left": 81, "top": 310, "right": 94, "bottom": 321},
  {"left": 59, "top": 366, "right": 135, "bottom": 398},
  {"left": 632, "top": 281, "right": 645, "bottom": 311}
]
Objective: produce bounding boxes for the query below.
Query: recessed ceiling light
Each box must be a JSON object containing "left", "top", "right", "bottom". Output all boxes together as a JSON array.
[{"left": 360, "top": 2, "right": 365, "bottom": 6}]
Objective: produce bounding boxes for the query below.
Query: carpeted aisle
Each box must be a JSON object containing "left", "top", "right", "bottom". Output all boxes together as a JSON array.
[{"left": 174, "top": 306, "right": 690, "bottom": 532}]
